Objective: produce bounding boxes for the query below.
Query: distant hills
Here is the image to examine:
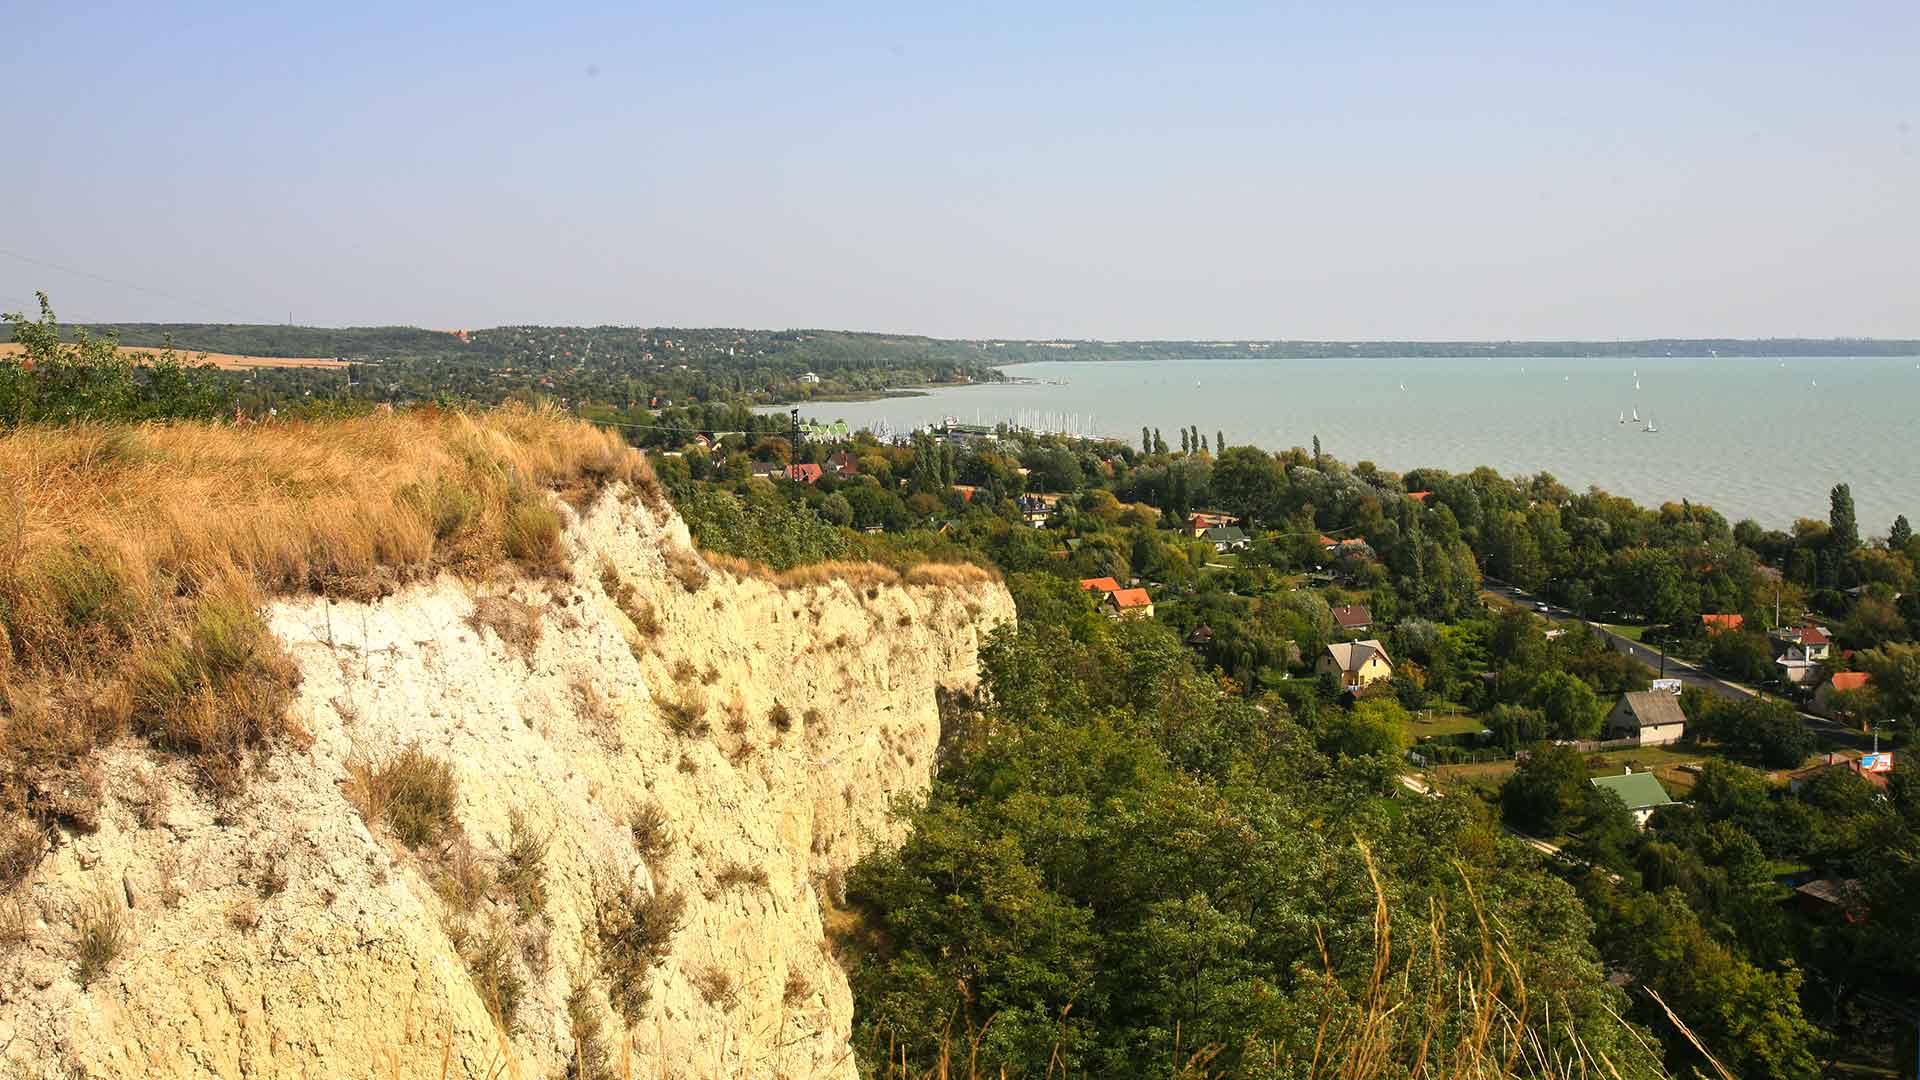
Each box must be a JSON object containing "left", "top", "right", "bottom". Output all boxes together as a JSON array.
[{"left": 15, "top": 322, "right": 1916, "bottom": 362}]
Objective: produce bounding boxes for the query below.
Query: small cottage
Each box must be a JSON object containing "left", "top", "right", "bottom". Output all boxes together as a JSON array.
[
  {"left": 1605, "top": 691, "right": 1687, "bottom": 747},
  {"left": 1316, "top": 640, "right": 1392, "bottom": 690}
]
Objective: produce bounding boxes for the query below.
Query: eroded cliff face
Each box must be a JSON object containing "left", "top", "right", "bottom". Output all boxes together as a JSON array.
[{"left": 0, "top": 486, "right": 1012, "bottom": 1079}]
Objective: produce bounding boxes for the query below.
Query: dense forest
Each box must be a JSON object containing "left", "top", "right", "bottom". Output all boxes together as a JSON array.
[{"left": 649, "top": 421, "right": 1919, "bottom": 1078}]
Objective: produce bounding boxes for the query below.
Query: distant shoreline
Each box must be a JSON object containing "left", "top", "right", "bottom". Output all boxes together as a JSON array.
[{"left": 989, "top": 344, "right": 1920, "bottom": 365}]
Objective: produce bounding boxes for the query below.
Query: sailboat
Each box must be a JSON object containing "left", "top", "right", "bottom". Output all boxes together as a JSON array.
[
  {"left": 1631, "top": 406, "right": 1640, "bottom": 423},
  {"left": 1644, "top": 414, "right": 1659, "bottom": 433},
  {"left": 1618, "top": 410, "right": 1626, "bottom": 424},
  {"left": 1634, "top": 377, "right": 1641, "bottom": 391}
]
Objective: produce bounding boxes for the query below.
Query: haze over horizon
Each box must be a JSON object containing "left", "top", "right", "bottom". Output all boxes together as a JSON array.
[{"left": 8, "top": 2, "right": 1916, "bottom": 341}]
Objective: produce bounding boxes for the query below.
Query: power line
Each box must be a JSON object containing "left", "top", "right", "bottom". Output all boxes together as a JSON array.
[
  {"left": 0, "top": 247, "right": 261, "bottom": 322},
  {"left": 0, "top": 248, "right": 187, "bottom": 302}
]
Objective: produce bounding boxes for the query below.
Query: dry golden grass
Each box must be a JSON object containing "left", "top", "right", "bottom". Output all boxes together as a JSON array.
[
  {"left": 0, "top": 405, "right": 645, "bottom": 854},
  {"left": 0, "top": 341, "right": 353, "bottom": 371}
]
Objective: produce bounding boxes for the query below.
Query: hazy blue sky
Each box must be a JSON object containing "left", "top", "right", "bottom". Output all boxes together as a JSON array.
[{"left": 7, "top": 1, "right": 1916, "bottom": 338}]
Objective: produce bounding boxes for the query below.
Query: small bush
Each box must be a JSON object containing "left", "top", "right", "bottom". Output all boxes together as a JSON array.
[
  {"left": 670, "top": 659, "right": 698, "bottom": 684},
  {"left": 434, "top": 835, "right": 492, "bottom": 915},
  {"left": 803, "top": 707, "right": 823, "bottom": 731},
  {"left": 715, "top": 861, "right": 769, "bottom": 891},
  {"left": 0, "top": 898, "right": 27, "bottom": 947},
  {"left": 692, "top": 966, "right": 739, "bottom": 1010},
  {"left": 466, "top": 595, "right": 542, "bottom": 659},
  {"left": 629, "top": 803, "right": 674, "bottom": 862},
  {"left": 73, "top": 889, "right": 124, "bottom": 985},
  {"left": 256, "top": 857, "right": 290, "bottom": 899},
  {"left": 767, "top": 703, "right": 793, "bottom": 733},
  {"left": 0, "top": 817, "right": 47, "bottom": 890},
  {"left": 227, "top": 896, "right": 260, "bottom": 931},
  {"left": 660, "top": 691, "right": 709, "bottom": 737},
  {"left": 782, "top": 969, "right": 812, "bottom": 1007},
  {"left": 503, "top": 496, "right": 567, "bottom": 578},
  {"left": 465, "top": 924, "right": 527, "bottom": 1031},
  {"left": 663, "top": 547, "right": 708, "bottom": 593},
  {"left": 498, "top": 809, "right": 548, "bottom": 919},
  {"left": 345, "top": 743, "right": 459, "bottom": 849},
  {"left": 591, "top": 876, "right": 687, "bottom": 1025}
]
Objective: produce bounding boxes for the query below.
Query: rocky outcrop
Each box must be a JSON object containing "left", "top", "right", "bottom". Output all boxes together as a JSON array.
[{"left": 0, "top": 486, "right": 1012, "bottom": 1079}]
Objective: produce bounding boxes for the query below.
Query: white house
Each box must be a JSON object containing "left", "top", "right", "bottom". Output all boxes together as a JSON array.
[{"left": 1605, "top": 691, "right": 1687, "bottom": 747}]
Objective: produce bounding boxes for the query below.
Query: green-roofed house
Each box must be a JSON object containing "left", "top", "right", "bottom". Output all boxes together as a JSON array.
[
  {"left": 1590, "top": 769, "right": 1676, "bottom": 828},
  {"left": 1201, "top": 525, "right": 1251, "bottom": 552}
]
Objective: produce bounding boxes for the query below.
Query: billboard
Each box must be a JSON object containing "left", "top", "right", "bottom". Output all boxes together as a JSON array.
[
  {"left": 1859, "top": 752, "right": 1894, "bottom": 774},
  {"left": 1651, "top": 678, "right": 1684, "bottom": 695}
]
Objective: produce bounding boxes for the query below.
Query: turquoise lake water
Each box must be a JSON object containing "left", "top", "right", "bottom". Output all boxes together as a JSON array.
[{"left": 774, "top": 355, "right": 1920, "bottom": 530}]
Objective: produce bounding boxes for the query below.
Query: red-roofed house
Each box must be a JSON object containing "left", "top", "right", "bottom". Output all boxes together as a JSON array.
[
  {"left": 1079, "top": 577, "right": 1121, "bottom": 595},
  {"left": 1187, "top": 511, "right": 1241, "bottom": 537},
  {"left": 1406, "top": 491, "right": 1432, "bottom": 503},
  {"left": 1701, "top": 613, "right": 1743, "bottom": 634},
  {"left": 1331, "top": 604, "right": 1372, "bottom": 632},
  {"left": 825, "top": 451, "right": 860, "bottom": 477},
  {"left": 1813, "top": 671, "right": 1873, "bottom": 721},
  {"left": 1105, "top": 588, "right": 1154, "bottom": 619},
  {"left": 787, "top": 463, "right": 823, "bottom": 484},
  {"left": 1772, "top": 625, "right": 1833, "bottom": 686},
  {"left": 1788, "top": 751, "right": 1894, "bottom": 794}
]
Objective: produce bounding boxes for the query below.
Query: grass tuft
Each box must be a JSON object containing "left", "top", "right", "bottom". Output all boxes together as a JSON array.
[
  {"left": 497, "top": 809, "right": 548, "bottom": 919},
  {"left": 714, "top": 861, "right": 770, "bottom": 891},
  {"left": 565, "top": 983, "right": 612, "bottom": 1080},
  {"left": 72, "top": 886, "right": 124, "bottom": 985},
  {"left": 464, "top": 922, "right": 527, "bottom": 1032},
  {"left": 659, "top": 689, "right": 709, "bottom": 737},
  {"left": 502, "top": 496, "right": 567, "bottom": 578},
  {"left": 692, "top": 966, "right": 740, "bottom": 1011},
  {"left": 0, "top": 816, "right": 46, "bottom": 890},
  {"left": 345, "top": 743, "right": 459, "bottom": 850},
  {"left": 127, "top": 589, "right": 300, "bottom": 795},
  {"left": 466, "top": 595, "right": 542, "bottom": 659},
  {"left": 782, "top": 968, "right": 812, "bottom": 1007},
  {"left": 629, "top": 803, "right": 674, "bottom": 863}
]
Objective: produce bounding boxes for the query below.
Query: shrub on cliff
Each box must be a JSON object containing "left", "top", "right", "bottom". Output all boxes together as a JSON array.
[{"left": 675, "top": 486, "right": 848, "bottom": 571}]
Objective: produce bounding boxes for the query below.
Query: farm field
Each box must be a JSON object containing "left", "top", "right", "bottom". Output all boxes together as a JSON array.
[{"left": 0, "top": 342, "right": 352, "bottom": 371}]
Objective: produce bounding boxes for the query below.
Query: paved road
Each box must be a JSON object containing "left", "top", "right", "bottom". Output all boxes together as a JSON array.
[{"left": 1482, "top": 579, "right": 1865, "bottom": 745}]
